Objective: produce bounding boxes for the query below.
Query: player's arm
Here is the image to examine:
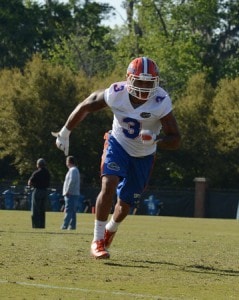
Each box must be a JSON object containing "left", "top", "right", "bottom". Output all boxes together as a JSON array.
[
  {"left": 65, "top": 89, "right": 107, "bottom": 130},
  {"left": 52, "top": 89, "right": 107, "bottom": 155},
  {"left": 156, "top": 111, "right": 181, "bottom": 150},
  {"left": 140, "top": 112, "right": 181, "bottom": 150}
]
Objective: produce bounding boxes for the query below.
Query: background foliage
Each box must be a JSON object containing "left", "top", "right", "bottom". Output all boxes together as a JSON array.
[{"left": 0, "top": 0, "right": 239, "bottom": 188}]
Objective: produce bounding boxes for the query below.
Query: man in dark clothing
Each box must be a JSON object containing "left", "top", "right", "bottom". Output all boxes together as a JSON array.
[{"left": 28, "top": 158, "right": 51, "bottom": 228}]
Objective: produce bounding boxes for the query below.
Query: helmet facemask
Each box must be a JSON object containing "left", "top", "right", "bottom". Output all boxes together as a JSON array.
[{"left": 127, "top": 74, "right": 159, "bottom": 101}]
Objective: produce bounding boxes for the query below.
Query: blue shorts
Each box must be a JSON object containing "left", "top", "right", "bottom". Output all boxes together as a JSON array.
[{"left": 101, "top": 133, "right": 155, "bottom": 206}]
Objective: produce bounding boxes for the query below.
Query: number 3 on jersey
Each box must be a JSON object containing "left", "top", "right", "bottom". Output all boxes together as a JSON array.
[{"left": 122, "top": 117, "right": 140, "bottom": 139}]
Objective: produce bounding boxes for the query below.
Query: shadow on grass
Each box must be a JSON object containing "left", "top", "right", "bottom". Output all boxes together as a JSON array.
[
  {"left": 104, "top": 259, "right": 239, "bottom": 276},
  {"left": 184, "top": 264, "right": 239, "bottom": 276}
]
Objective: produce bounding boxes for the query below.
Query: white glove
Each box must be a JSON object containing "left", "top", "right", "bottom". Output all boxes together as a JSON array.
[
  {"left": 139, "top": 129, "right": 157, "bottom": 145},
  {"left": 51, "top": 126, "right": 71, "bottom": 156}
]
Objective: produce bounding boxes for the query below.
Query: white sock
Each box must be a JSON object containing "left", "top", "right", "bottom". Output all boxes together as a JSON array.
[
  {"left": 105, "top": 217, "right": 120, "bottom": 232},
  {"left": 93, "top": 220, "right": 107, "bottom": 241}
]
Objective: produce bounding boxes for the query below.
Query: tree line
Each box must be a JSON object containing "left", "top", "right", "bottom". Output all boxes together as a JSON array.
[{"left": 0, "top": 0, "right": 238, "bottom": 188}]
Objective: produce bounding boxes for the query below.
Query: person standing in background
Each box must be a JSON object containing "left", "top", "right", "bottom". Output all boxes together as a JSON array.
[
  {"left": 28, "top": 158, "right": 51, "bottom": 228},
  {"left": 61, "top": 156, "right": 80, "bottom": 230}
]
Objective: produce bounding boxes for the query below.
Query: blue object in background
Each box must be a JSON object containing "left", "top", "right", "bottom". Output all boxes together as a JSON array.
[
  {"left": 49, "top": 191, "right": 62, "bottom": 212},
  {"left": 2, "top": 189, "right": 14, "bottom": 210},
  {"left": 144, "top": 195, "right": 162, "bottom": 216},
  {"left": 23, "top": 185, "right": 32, "bottom": 210}
]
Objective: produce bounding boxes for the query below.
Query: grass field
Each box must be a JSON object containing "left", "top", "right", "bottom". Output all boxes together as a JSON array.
[{"left": 0, "top": 210, "right": 238, "bottom": 300}]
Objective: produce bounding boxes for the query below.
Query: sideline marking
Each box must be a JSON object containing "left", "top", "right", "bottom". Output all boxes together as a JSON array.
[{"left": 0, "top": 279, "right": 179, "bottom": 299}]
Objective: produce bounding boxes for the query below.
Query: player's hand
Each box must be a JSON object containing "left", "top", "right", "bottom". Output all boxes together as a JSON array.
[
  {"left": 51, "top": 126, "right": 71, "bottom": 156},
  {"left": 139, "top": 129, "right": 157, "bottom": 145}
]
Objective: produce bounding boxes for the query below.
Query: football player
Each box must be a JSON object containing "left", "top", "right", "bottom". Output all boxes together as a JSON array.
[{"left": 52, "top": 57, "right": 181, "bottom": 259}]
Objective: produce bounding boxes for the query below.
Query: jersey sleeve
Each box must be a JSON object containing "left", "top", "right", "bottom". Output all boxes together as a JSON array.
[
  {"left": 161, "top": 95, "right": 173, "bottom": 118},
  {"left": 104, "top": 82, "right": 127, "bottom": 107},
  {"left": 155, "top": 89, "right": 173, "bottom": 119}
]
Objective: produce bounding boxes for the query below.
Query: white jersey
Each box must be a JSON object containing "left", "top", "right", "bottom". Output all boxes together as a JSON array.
[{"left": 104, "top": 81, "right": 172, "bottom": 157}]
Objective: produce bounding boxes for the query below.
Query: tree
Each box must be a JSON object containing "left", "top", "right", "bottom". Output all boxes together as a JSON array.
[
  {"left": 172, "top": 73, "right": 216, "bottom": 186},
  {"left": 0, "top": 55, "right": 82, "bottom": 179},
  {"left": 209, "top": 77, "right": 239, "bottom": 187},
  {"left": 0, "top": 0, "right": 40, "bottom": 69},
  {"left": 0, "top": 55, "right": 112, "bottom": 184},
  {"left": 115, "top": 0, "right": 239, "bottom": 97},
  {"left": 0, "top": 0, "right": 116, "bottom": 72}
]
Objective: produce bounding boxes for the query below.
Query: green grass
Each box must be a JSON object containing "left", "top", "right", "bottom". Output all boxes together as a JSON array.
[{"left": 0, "top": 210, "right": 238, "bottom": 299}]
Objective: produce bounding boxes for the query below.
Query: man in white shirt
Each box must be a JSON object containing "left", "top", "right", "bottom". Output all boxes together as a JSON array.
[{"left": 61, "top": 156, "right": 80, "bottom": 230}]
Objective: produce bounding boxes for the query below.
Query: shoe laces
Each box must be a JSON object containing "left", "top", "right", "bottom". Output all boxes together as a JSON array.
[{"left": 96, "top": 239, "right": 105, "bottom": 252}]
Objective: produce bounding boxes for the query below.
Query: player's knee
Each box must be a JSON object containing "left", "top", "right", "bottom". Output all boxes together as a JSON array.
[{"left": 101, "top": 175, "right": 119, "bottom": 194}]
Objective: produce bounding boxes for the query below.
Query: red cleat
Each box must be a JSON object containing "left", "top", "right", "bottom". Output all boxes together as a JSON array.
[
  {"left": 91, "top": 239, "right": 110, "bottom": 259},
  {"left": 104, "top": 230, "right": 116, "bottom": 249}
]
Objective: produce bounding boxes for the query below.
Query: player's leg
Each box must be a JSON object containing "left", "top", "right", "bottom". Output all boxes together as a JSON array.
[
  {"left": 91, "top": 175, "right": 119, "bottom": 258},
  {"left": 91, "top": 133, "right": 129, "bottom": 259},
  {"left": 104, "top": 198, "right": 130, "bottom": 249},
  {"left": 104, "top": 154, "right": 155, "bottom": 249},
  {"left": 95, "top": 175, "right": 119, "bottom": 221}
]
